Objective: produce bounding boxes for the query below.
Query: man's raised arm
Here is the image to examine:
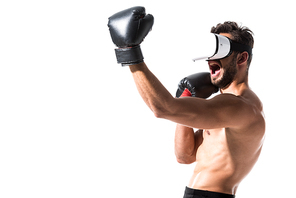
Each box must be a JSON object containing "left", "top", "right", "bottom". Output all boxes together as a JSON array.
[
  {"left": 107, "top": 6, "right": 258, "bottom": 130},
  {"left": 107, "top": 6, "right": 174, "bottom": 116}
]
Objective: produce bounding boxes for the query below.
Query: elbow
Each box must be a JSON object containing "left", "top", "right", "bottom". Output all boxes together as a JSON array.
[
  {"left": 153, "top": 109, "right": 165, "bottom": 118},
  {"left": 175, "top": 156, "right": 195, "bottom": 164},
  {"left": 150, "top": 97, "right": 175, "bottom": 119},
  {"left": 152, "top": 106, "right": 170, "bottom": 119},
  {"left": 176, "top": 157, "right": 187, "bottom": 164}
]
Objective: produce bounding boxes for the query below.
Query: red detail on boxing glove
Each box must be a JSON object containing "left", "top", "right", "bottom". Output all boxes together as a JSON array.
[{"left": 180, "top": 88, "right": 192, "bottom": 97}]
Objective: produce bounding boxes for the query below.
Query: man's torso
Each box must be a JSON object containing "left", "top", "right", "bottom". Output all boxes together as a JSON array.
[{"left": 188, "top": 89, "right": 265, "bottom": 195}]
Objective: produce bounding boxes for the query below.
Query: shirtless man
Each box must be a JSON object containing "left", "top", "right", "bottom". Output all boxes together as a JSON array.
[{"left": 108, "top": 7, "right": 265, "bottom": 198}]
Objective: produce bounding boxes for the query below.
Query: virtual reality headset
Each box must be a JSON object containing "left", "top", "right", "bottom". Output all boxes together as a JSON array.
[{"left": 192, "top": 33, "right": 252, "bottom": 61}]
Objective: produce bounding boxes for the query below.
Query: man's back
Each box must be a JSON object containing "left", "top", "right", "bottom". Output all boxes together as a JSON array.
[{"left": 188, "top": 89, "right": 265, "bottom": 195}]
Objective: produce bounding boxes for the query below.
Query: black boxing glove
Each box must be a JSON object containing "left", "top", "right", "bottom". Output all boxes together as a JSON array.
[
  {"left": 107, "top": 6, "right": 154, "bottom": 66},
  {"left": 176, "top": 72, "right": 219, "bottom": 99}
]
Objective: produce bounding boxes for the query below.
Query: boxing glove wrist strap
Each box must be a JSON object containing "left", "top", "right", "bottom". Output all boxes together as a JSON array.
[{"left": 115, "top": 45, "right": 144, "bottom": 66}]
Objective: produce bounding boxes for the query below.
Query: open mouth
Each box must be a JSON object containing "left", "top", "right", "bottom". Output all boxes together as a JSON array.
[{"left": 208, "top": 61, "right": 221, "bottom": 77}]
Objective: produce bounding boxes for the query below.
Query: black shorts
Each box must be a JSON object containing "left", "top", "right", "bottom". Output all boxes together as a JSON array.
[{"left": 183, "top": 187, "right": 235, "bottom": 198}]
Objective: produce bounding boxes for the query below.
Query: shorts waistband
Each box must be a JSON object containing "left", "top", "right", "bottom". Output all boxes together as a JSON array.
[{"left": 184, "top": 187, "right": 235, "bottom": 198}]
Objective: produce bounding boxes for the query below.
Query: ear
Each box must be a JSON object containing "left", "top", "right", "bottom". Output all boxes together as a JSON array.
[{"left": 237, "top": 52, "right": 248, "bottom": 66}]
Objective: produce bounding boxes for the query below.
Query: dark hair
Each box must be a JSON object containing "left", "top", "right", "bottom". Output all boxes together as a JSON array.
[{"left": 211, "top": 21, "right": 254, "bottom": 67}]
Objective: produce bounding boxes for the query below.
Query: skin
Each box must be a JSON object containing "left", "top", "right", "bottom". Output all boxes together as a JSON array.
[{"left": 128, "top": 33, "right": 265, "bottom": 195}]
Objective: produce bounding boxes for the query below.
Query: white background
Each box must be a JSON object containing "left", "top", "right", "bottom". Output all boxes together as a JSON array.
[{"left": 0, "top": 0, "right": 295, "bottom": 198}]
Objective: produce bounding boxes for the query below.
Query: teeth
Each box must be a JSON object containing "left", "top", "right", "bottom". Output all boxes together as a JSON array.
[{"left": 209, "top": 62, "right": 220, "bottom": 67}]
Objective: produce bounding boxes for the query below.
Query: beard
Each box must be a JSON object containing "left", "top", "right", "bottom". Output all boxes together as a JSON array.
[{"left": 212, "top": 56, "right": 238, "bottom": 89}]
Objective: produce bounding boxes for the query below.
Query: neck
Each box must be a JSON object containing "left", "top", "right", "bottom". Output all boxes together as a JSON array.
[{"left": 221, "top": 75, "right": 249, "bottom": 96}]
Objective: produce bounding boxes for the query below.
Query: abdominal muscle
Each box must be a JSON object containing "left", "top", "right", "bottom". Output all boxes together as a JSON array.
[
  {"left": 187, "top": 129, "right": 262, "bottom": 195},
  {"left": 188, "top": 163, "right": 239, "bottom": 195}
]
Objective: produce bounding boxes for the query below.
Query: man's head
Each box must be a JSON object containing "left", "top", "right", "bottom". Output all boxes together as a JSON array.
[{"left": 209, "top": 22, "right": 254, "bottom": 89}]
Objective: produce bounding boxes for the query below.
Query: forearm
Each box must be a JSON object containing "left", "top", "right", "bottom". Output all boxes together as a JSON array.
[
  {"left": 129, "top": 62, "right": 174, "bottom": 117},
  {"left": 174, "top": 124, "right": 197, "bottom": 164}
]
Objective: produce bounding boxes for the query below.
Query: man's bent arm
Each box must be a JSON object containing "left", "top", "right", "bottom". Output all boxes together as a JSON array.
[
  {"left": 129, "top": 62, "right": 258, "bottom": 130},
  {"left": 175, "top": 125, "right": 203, "bottom": 164}
]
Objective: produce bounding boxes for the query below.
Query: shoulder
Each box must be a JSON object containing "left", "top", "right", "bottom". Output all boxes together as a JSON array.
[
  {"left": 208, "top": 92, "right": 264, "bottom": 129},
  {"left": 240, "top": 90, "right": 266, "bottom": 133},
  {"left": 208, "top": 93, "right": 252, "bottom": 112}
]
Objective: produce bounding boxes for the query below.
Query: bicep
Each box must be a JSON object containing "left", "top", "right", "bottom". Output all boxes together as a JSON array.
[{"left": 164, "top": 94, "right": 255, "bottom": 129}]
